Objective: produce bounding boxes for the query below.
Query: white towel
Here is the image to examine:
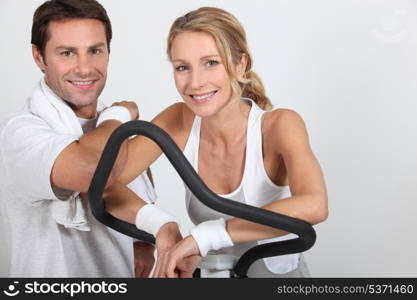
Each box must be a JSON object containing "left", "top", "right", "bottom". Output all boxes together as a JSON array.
[{"left": 28, "top": 78, "right": 105, "bottom": 231}]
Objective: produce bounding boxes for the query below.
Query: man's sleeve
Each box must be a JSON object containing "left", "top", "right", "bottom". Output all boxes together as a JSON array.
[{"left": 0, "top": 115, "right": 79, "bottom": 202}]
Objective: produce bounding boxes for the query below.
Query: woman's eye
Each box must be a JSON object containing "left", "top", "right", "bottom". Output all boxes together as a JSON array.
[
  {"left": 207, "top": 60, "right": 219, "bottom": 67},
  {"left": 175, "top": 65, "right": 188, "bottom": 71}
]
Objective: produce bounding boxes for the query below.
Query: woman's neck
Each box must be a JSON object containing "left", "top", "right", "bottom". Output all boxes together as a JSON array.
[{"left": 200, "top": 99, "right": 251, "bottom": 148}]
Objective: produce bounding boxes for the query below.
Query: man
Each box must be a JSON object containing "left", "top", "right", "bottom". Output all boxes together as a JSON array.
[{"left": 0, "top": 0, "right": 170, "bottom": 277}]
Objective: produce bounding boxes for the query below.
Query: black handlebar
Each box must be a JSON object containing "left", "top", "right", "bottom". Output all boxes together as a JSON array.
[{"left": 87, "top": 120, "right": 316, "bottom": 277}]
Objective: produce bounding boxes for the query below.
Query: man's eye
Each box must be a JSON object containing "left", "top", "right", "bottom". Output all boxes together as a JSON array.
[
  {"left": 92, "top": 49, "right": 102, "bottom": 55},
  {"left": 61, "top": 51, "right": 73, "bottom": 57}
]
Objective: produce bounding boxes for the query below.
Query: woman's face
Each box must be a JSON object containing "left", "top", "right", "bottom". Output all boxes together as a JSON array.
[{"left": 170, "top": 31, "right": 234, "bottom": 117}]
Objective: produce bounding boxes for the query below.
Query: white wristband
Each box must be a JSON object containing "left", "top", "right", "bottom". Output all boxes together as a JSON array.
[
  {"left": 97, "top": 106, "right": 131, "bottom": 126},
  {"left": 190, "top": 218, "right": 234, "bottom": 257},
  {"left": 135, "top": 204, "right": 177, "bottom": 236}
]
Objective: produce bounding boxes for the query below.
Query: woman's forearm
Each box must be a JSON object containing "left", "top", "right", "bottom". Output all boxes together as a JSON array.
[{"left": 226, "top": 193, "right": 328, "bottom": 243}]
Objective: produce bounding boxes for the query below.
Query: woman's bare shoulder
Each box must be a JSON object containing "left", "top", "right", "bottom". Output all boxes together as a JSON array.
[
  {"left": 263, "top": 108, "right": 306, "bottom": 132},
  {"left": 262, "top": 108, "right": 310, "bottom": 153}
]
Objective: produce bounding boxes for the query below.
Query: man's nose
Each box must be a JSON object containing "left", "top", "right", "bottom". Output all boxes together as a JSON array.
[{"left": 74, "top": 54, "right": 93, "bottom": 77}]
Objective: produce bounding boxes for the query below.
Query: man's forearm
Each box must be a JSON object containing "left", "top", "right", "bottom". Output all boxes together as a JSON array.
[
  {"left": 51, "top": 119, "right": 129, "bottom": 193},
  {"left": 81, "top": 120, "right": 129, "bottom": 186}
]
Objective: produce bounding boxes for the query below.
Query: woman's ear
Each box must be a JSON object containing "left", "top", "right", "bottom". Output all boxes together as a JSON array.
[{"left": 236, "top": 53, "right": 248, "bottom": 80}]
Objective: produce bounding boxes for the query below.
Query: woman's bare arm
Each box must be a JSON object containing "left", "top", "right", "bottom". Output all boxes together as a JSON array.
[{"left": 226, "top": 109, "right": 328, "bottom": 243}]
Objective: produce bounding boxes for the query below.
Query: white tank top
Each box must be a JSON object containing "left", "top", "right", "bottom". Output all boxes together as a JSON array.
[{"left": 183, "top": 99, "right": 300, "bottom": 274}]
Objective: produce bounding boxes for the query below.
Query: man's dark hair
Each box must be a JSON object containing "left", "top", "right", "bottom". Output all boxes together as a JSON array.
[{"left": 31, "top": 0, "right": 112, "bottom": 58}]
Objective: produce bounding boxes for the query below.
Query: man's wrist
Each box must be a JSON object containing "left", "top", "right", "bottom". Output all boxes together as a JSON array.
[
  {"left": 133, "top": 240, "right": 155, "bottom": 248},
  {"left": 97, "top": 106, "right": 131, "bottom": 126}
]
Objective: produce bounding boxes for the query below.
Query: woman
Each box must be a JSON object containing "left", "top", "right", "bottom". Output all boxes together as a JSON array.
[{"left": 105, "top": 7, "right": 328, "bottom": 278}]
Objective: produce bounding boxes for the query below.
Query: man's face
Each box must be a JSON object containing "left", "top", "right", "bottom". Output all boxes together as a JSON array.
[{"left": 33, "top": 18, "right": 109, "bottom": 118}]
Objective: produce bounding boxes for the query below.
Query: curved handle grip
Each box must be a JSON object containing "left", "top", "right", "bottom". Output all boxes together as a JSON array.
[{"left": 87, "top": 120, "right": 316, "bottom": 277}]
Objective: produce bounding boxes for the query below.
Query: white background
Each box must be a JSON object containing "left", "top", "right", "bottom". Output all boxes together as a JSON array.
[{"left": 0, "top": 0, "right": 416, "bottom": 277}]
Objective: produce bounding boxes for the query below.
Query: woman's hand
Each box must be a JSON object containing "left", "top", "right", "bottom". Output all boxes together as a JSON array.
[
  {"left": 153, "top": 235, "right": 202, "bottom": 278},
  {"left": 152, "top": 223, "right": 183, "bottom": 277}
]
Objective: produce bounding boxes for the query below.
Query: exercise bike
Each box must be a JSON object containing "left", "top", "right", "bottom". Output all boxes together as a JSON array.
[{"left": 88, "top": 120, "right": 316, "bottom": 278}]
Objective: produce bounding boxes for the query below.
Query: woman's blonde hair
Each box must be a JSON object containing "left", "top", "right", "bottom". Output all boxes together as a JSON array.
[{"left": 167, "top": 7, "right": 272, "bottom": 110}]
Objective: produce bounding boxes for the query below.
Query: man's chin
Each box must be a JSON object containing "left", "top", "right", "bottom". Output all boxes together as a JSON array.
[{"left": 65, "top": 97, "right": 98, "bottom": 110}]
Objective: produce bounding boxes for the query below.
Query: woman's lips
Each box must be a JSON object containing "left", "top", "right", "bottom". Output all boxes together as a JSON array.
[{"left": 190, "top": 91, "right": 217, "bottom": 103}]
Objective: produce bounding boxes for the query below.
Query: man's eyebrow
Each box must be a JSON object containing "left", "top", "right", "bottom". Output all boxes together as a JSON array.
[
  {"left": 89, "top": 42, "right": 106, "bottom": 49},
  {"left": 55, "top": 46, "right": 76, "bottom": 51},
  {"left": 54, "top": 42, "right": 106, "bottom": 51}
]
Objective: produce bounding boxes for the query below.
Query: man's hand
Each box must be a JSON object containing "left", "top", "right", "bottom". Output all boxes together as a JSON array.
[
  {"left": 133, "top": 242, "right": 155, "bottom": 278},
  {"left": 111, "top": 100, "right": 139, "bottom": 120}
]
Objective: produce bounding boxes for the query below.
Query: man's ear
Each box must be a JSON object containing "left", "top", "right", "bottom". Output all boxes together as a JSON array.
[
  {"left": 32, "top": 44, "right": 46, "bottom": 73},
  {"left": 236, "top": 53, "right": 248, "bottom": 80}
]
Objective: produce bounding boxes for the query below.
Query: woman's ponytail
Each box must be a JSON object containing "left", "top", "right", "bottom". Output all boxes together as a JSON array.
[{"left": 241, "top": 70, "right": 272, "bottom": 111}]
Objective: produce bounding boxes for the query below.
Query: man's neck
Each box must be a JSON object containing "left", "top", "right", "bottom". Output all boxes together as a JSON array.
[{"left": 67, "top": 101, "right": 98, "bottom": 119}]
